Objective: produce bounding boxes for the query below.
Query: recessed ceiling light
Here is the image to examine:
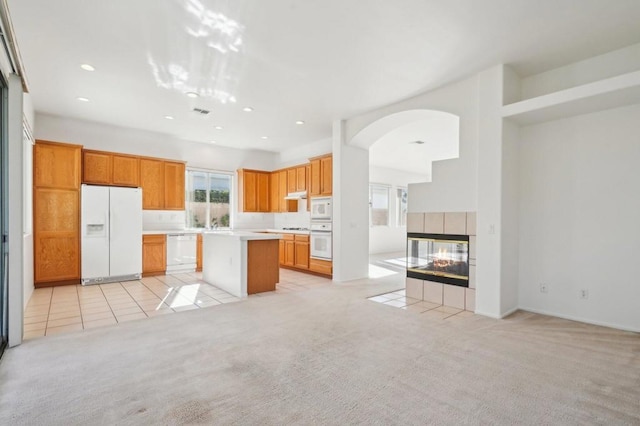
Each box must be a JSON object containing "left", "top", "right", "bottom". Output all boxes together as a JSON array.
[
  {"left": 80, "top": 64, "right": 95, "bottom": 71},
  {"left": 261, "top": 136, "right": 268, "bottom": 140},
  {"left": 295, "top": 120, "right": 305, "bottom": 125},
  {"left": 210, "top": 140, "right": 217, "bottom": 144},
  {"left": 215, "top": 126, "right": 223, "bottom": 130},
  {"left": 186, "top": 92, "right": 199, "bottom": 98},
  {"left": 76, "top": 97, "right": 90, "bottom": 102},
  {"left": 243, "top": 107, "right": 253, "bottom": 112},
  {"left": 165, "top": 115, "right": 174, "bottom": 120}
]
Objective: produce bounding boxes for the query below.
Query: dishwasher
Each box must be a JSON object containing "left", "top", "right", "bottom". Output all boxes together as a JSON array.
[{"left": 166, "top": 233, "right": 197, "bottom": 273}]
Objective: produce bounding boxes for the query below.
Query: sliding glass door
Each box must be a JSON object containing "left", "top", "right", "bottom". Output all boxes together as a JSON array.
[{"left": 0, "top": 75, "right": 7, "bottom": 356}]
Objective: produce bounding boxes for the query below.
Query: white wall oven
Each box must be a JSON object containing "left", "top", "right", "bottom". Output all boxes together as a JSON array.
[
  {"left": 310, "top": 222, "right": 332, "bottom": 260},
  {"left": 310, "top": 196, "right": 332, "bottom": 260}
]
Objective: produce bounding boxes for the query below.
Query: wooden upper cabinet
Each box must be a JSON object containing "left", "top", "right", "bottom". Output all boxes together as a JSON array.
[
  {"left": 270, "top": 171, "right": 280, "bottom": 213},
  {"left": 164, "top": 161, "right": 185, "bottom": 210},
  {"left": 82, "top": 150, "right": 112, "bottom": 184},
  {"left": 238, "top": 169, "right": 270, "bottom": 212},
  {"left": 309, "top": 158, "right": 321, "bottom": 196},
  {"left": 310, "top": 154, "right": 332, "bottom": 196},
  {"left": 257, "top": 172, "right": 270, "bottom": 212},
  {"left": 296, "top": 166, "right": 307, "bottom": 192},
  {"left": 112, "top": 154, "right": 140, "bottom": 187},
  {"left": 278, "top": 169, "right": 288, "bottom": 212},
  {"left": 34, "top": 141, "right": 82, "bottom": 189},
  {"left": 287, "top": 168, "right": 297, "bottom": 193},
  {"left": 140, "top": 159, "right": 165, "bottom": 210},
  {"left": 320, "top": 155, "right": 332, "bottom": 195}
]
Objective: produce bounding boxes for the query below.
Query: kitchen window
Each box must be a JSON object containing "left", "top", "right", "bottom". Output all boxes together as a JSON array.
[
  {"left": 369, "top": 184, "right": 390, "bottom": 227},
  {"left": 185, "top": 169, "right": 232, "bottom": 229},
  {"left": 397, "top": 187, "right": 407, "bottom": 227}
]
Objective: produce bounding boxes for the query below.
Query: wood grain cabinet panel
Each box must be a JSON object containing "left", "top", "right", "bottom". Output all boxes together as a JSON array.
[
  {"left": 112, "top": 155, "right": 140, "bottom": 187},
  {"left": 294, "top": 235, "right": 309, "bottom": 269},
  {"left": 196, "top": 234, "right": 203, "bottom": 272},
  {"left": 164, "top": 161, "right": 185, "bottom": 210},
  {"left": 278, "top": 170, "right": 288, "bottom": 212},
  {"left": 320, "top": 155, "right": 332, "bottom": 195},
  {"left": 287, "top": 168, "right": 297, "bottom": 193},
  {"left": 82, "top": 150, "right": 112, "bottom": 184},
  {"left": 34, "top": 141, "right": 81, "bottom": 189},
  {"left": 238, "top": 169, "right": 270, "bottom": 212},
  {"left": 140, "top": 159, "right": 165, "bottom": 210},
  {"left": 34, "top": 140, "right": 82, "bottom": 286},
  {"left": 270, "top": 171, "right": 280, "bottom": 213},
  {"left": 278, "top": 239, "right": 285, "bottom": 265},
  {"left": 34, "top": 233, "right": 80, "bottom": 282},
  {"left": 283, "top": 234, "right": 295, "bottom": 267},
  {"left": 142, "top": 234, "right": 166, "bottom": 276},
  {"left": 296, "top": 166, "right": 307, "bottom": 192},
  {"left": 309, "top": 158, "right": 321, "bottom": 196}
]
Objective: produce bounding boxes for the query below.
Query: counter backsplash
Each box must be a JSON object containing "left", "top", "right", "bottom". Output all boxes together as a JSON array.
[{"left": 143, "top": 210, "right": 186, "bottom": 231}]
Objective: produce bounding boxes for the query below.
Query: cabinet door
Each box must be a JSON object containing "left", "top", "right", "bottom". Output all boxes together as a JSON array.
[
  {"left": 34, "top": 142, "right": 81, "bottom": 189},
  {"left": 34, "top": 188, "right": 80, "bottom": 282},
  {"left": 278, "top": 170, "right": 288, "bottom": 212},
  {"left": 241, "top": 170, "right": 258, "bottom": 212},
  {"left": 306, "top": 165, "right": 311, "bottom": 211},
  {"left": 82, "top": 150, "right": 112, "bottom": 184},
  {"left": 164, "top": 161, "right": 185, "bottom": 210},
  {"left": 320, "top": 156, "right": 332, "bottom": 195},
  {"left": 294, "top": 241, "right": 309, "bottom": 269},
  {"left": 270, "top": 172, "right": 280, "bottom": 212},
  {"left": 257, "top": 172, "right": 270, "bottom": 212},
  {"left": 296, "top": 166, "right": 306, "bottom": 192},
  {"left": 283, "top": 234, "right": 296, "bottom": 266},
  {"left": 140, "top": 159, "right": 165, "bottom": 209},
  {"left": 196, "top": 234, "right": 203, "bottom": 272},
  {"left": 142, "top": 235, "right": 166, "bottom": 275},
  {"left": 112, "top": 155, "right": 140, "bottom": 187},
  {"left": 309, "top": 159, "right": 321, "bottom": 196},
  {"left": 287, "top": 168, "right": 296, "bottom": 193}
]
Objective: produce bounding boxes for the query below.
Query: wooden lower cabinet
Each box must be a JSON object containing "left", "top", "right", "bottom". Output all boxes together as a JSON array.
[
  {"left": 247, "top": 239, "right": 279, "bottom": 295},
  {"left": 283, "top": 234, "right": 295, "bottom": 267},
  {"left": 309, "top": 258, "right": 332, "bottom": 275},
  {"left": 196, "top": 234, "right": 203, "bottom": 271},
  {"left": 278, "top": 239, "right": 285, "bottom": 265},
  {"left": 142, "top": 234, "right": 166, "bottom": 276},
  {"left": 294, "top": 235, "right": 309, "bottom": 269}
]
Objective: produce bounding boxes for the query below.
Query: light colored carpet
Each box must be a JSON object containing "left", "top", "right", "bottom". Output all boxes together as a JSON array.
[{"left": 1, "top": 273, "right": 639, "bottom": 425}]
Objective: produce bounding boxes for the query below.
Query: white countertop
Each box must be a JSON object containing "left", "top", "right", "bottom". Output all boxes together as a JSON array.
[
  {"left": 143, "top": 228, "right": 309, "bottom": 235},
  {"left": 203, "top": 230, "right": 282, "bottom": 241}
]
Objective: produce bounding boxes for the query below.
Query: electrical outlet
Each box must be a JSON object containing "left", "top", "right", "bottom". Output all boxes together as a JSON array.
[
  {"left": 540, "top": 283, "right": 548, "bottom": 293},
  {"left": 580, "top": 289, "right": 589, "bottom": 300}
]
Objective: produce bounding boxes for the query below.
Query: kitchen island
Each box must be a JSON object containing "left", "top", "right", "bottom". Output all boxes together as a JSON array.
[{"left": 202, "top": 231, "right": 281, "bottom": 297}]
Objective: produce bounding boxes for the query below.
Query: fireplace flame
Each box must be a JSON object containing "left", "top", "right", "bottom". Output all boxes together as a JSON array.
[{"left": 434, "top": 248, "right": 453, "bottom": 268}]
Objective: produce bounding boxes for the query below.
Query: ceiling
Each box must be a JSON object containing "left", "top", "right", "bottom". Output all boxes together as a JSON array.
[{"left": 7, "top": 0, "right": 640, "bottom": 157}]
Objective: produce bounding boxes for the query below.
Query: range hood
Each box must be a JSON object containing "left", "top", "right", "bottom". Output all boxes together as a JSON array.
[{"left": 284, "top": 191, "right": 308, "bottom": 200}]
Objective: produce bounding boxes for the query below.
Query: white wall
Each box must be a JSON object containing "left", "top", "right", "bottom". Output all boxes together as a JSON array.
[
  {"left": 369, "top": 166, "right": 426, "bottom": 254},
  {"left": 520, "top": 42, "right": 640, "bottom": 100},
  {"left": 518, "top": 104, "right": 640, "bottom": 332},
  {"left": 276, "top": 138, "right": 332, "bottom": 169},
  {"left": 333, "top": 120, "right": 369, "bottom": 282}
]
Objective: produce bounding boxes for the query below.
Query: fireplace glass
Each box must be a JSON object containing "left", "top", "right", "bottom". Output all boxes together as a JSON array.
[{"left": 407, "top": 233, "right": 469, "bottom": 287}]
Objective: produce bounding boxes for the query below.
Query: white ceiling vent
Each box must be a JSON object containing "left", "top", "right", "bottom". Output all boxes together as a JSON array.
[
  {"left": 410, "top": 140, "right": 425, "bottom": 145},
  {"left": 192, "top": 107, "right": 210, "bottom": 115}
]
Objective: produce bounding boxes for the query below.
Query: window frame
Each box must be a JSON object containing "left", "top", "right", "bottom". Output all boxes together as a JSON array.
[
  {"left": 185, "top": 167, "right": 234, "bottom": 230},
  {"left": 369, "top": 183, "right": 391, "bottom": 227}
]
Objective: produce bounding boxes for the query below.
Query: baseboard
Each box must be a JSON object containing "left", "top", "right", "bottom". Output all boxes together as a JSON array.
[{"left": 519, "top": 306, "right": 640, "bottom": 333}]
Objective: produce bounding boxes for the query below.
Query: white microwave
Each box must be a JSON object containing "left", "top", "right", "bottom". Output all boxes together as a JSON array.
[{"left": 310, "top": 197, "right": 332, "bottom": 220}]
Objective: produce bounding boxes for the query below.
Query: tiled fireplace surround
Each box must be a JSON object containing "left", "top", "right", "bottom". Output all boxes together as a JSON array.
[{"left": 406, "top": 212, "right": 476, "bottom": 312}]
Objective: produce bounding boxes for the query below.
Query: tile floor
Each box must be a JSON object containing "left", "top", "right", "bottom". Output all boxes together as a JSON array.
[
  {"left": 24, "top": 268, "right": 332, "bottom": 340},
  {"left": 368, "top": 289, "right": 475, "bottom": 320}
]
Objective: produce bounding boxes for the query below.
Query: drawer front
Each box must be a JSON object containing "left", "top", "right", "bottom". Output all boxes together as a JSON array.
[
  {"left": 294, "top": 234, "right": 309, "bottom": 242},
  {"left": 143, "top": 234, "right": 166, "bottom": 244},
  {"left": 282, "top": 234, "right": 295, "bottom": 241},
  {"left": 309, "top": 258, "right": 332, "bottom": 275}
]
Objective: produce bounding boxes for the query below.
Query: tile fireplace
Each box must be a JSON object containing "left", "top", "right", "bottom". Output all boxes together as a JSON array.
[{"left": 407, "top": 233, "right": 469, "bottom": 287}]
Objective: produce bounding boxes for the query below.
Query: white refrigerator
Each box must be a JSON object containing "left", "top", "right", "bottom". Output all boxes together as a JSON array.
[{"left": 81, "top": 185, "right": 143, "bottom": 285}]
